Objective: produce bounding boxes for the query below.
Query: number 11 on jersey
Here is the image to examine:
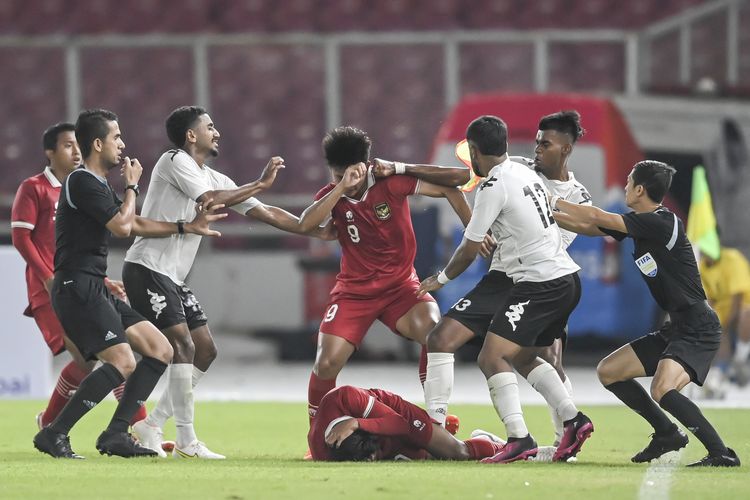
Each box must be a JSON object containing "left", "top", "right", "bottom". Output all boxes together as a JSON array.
[{"left": 523, "top": 182, "right": 555, "bottom": 228}]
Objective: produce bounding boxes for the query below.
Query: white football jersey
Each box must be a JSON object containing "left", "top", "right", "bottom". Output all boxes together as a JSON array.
[
  {"left": 125, "top": 149, "right": 260, "bottom": 285},
  {"left": 464, "top": 158, "right": 580, "bottom": 283},
  {"left": 511, "top": 156, "right": 593, "bottom": 248}
]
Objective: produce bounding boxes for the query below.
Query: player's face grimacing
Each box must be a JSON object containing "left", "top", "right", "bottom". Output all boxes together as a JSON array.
[
  {"left": 331, "top": 164, "right": 368, "bottom": 197},
  {"left": 192, "top": 113, "right": 221, "bottom": 158},
  {"left": 99, "top": 121, "right": 125, "bottom": 169},
  {"left": 534, "top": 129, "right": 570, "bottom": 176}
]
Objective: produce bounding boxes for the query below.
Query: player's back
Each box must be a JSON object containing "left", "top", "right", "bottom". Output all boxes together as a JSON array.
[
  {"left": 481, "top": 159, "right": 579, "bottom": 282},
  {"left": 317, "top": 172, "right": 420, "bottom": 296}
]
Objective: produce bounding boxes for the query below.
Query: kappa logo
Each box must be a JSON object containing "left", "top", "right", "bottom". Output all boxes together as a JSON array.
[
  {"left": 82, "top": 400, "right": 97, "bottom": 409},
  {"left": 147, "top": 288, "right": 167, "bottom": 318},
  {"left": 104, "top": 331, "right": 117, "bottom": 341},
  {"left": 505, "top": 300, "right": 531, "bottom": 332},
  {"left": 374, "top": 202, "right": 391, "bottom": 220},
  {"left": 480, "top": 176, "right": 498, "bottom": 191}
]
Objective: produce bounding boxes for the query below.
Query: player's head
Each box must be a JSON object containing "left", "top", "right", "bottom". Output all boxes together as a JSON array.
[
  {"left": 465, "top": 115, "right": 508, "bottom": 177},
  {"left": 322, "top": 126, "right": 371, "bottom": 192},
  {"left": 534, "top": 110, "right": 584, "bottom": 177},
  {"left": 328, "top": 430, "right": 379, "bottom": 462},
  {"left": 75, "top": 109, "right": 122, "bottom": 168},
  {"left": 625, "top": 160, "right": 676, "bottom": 207},
  {"left": 166, "top": 106, "right": 220, "bottom": 158},
  {"left": 43, "top": 122, "right": 80, "bottom": 171}
]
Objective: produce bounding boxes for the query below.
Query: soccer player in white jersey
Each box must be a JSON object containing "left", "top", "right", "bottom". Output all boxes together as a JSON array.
[
  {"left": 124, "top": 106, "right": 332, "bottom": 458},
  {"left": 419, "top": 115, "right": 593, "bottom": 464},
  {"left": 422, "top": 111, "right": 591, "bottom": 457}
]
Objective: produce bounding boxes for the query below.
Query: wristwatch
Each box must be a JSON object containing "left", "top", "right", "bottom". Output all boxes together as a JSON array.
[{"left": 125, "top": 184, "right": 140, "bottom": 197}]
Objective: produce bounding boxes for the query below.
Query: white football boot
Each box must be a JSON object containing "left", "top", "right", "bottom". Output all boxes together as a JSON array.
[
  {"left": 173, "top": 440, "right": 226, "bottom": 459},
  {"left": 132, "top": 420, "right": 168, "bottom": 458}
]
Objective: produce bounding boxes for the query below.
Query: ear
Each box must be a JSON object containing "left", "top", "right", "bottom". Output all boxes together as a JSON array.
[
  {"left": 186, "top": 129, "right": 197, "bottom": 144},
  {"left": 93, "top": 138, "right": 103, "bottom": 153},
  {"left": 562, "top": 143, "right": 572, "bottom": 156},
  {"left": 44, "top": 149, "right": 54, "bottom": 163}
]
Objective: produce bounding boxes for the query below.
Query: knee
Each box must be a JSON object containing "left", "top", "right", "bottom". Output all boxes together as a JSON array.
[
  {"left": 597, "top": 359, "right": 618, "bottom": 386},
  {"left": 314, "top": 355, "right": 343, "bottom": 379},
  {"left": 476, "top": 348, "right": 495, "bottom": 378},
  {"left": 427, "top": 329, "right": 457, "bottom": 354},
  {"left": 650, "top": 381, "right": 675, "bottom": 403},
  {"left": 112, "top": 353, "right": 137, "bottom": 378},
  {"left": 155, "top": 340, "right": 174, "bottom": 365},
  {"left": 170, "top": 333, "right": 195, "bottom": 361},
  {"left": 197, "top": 339, "right": 218, "bottom": 366}
]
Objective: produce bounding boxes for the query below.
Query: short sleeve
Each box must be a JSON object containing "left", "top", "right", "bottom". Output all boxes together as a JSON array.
[
  {"left": 11, "top": 180, "right": 39, "bottom": 230},
  {"left": 211, "top": 170, "right": 261, "bottom": 215},
  {"left": 464, "top": 174, "right": 507, "bottom": 242},
  {"left": 570, "top": 184, "right": 593, "bottom": 206},
  {"left": 622, "top": 212, "right": 672, "bottom": 242},
  {"left": 158, "top": 150, "right": 213, "bottom": 201},
  {"left": 66, "top": 171, "right": 120, "bottom": 227},
  {"left": 386, "top": 175, "right": 418, "bottom": 198}
]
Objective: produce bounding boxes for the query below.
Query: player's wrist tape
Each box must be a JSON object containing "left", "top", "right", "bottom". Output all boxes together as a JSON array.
[
  {"left": 437, "top": 270, "right": 451, "bottom": 284},
  {"left": 177, "top": 220, "right": 185, "bottom": 234},
  {"left": 394, "top": 161, "right": 406, "bottom": 175},
  {"left": 549, "top": 195, "right": 561, "bottom": 211}
]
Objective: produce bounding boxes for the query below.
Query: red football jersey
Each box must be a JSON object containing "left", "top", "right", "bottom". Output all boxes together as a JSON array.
[
  {"left": 314, "top": 173, "right": 420, "bottom": 297},
  {"left": 308, "top": 386, "right": 431, "bottom": 461},
  {"left": 11, "top": 167, "right": 61, "bottom": 313}
]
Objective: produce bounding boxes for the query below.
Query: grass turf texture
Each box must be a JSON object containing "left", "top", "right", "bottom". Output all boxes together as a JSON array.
[{"left": 0, "top": 401, "right": 747, "bottom": 499}]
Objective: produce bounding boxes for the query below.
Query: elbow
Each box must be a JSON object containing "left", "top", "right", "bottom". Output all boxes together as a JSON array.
[
  {"left": 455, "top": 169, "right": 471, "bottom": 186},
  {"left": 111, "top": 224, "right": 132, "bottom": 238}
]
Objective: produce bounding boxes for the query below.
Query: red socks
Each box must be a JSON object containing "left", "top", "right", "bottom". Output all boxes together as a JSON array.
[
  {"left": 308, "top": 372, "right": 336, "bottom": 425},
  {"left": 464, "top": 437, "right": 505, "bottom": 459},
  {"left": 41, "top": 361, "right": 88, "bottom": 427}
]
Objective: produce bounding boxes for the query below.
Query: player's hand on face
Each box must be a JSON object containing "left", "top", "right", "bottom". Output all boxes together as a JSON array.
[
  {"left": 258, "top": 156, "right": 285, "bottom": 189},
  {"left": 187, "top": 198, "right": 228, "bottom": 237},
  {"left": 417, "top": 275, "right": 442, "bottom": 297},
  {"left": 104, "top": 278, "right": 127, "bottom": 301},
  {"left": 325, "top": 418, "right": 360, "bottom": 449},
  {"left": 121, "top": 157, "right": 143, "bottom": 186},
  {"left": 341, "top": 163, "right": 367, "bottom": 191},
  {"left": 479, "top": 233, "right": 497, "bottom": 258},
  {"left": 371, "top": 158, "right": 395, "bottom": 178}
]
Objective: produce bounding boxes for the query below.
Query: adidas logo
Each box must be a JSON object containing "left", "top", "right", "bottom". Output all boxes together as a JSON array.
[
  {"left": 137, "top": 400, "right": 145, "bottom": 406},
  {"left": 104, "top": 331, "right": 117, "bottom": 341},
  {"left": 82, "top": 400, "right": 97, "bottom": 409}
]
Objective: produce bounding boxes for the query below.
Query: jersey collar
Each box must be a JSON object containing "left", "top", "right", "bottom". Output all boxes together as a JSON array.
[{"left": 43, "top": 166, "right": 62, "bottom": 188}]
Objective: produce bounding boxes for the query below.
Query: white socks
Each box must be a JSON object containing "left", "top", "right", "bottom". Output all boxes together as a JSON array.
[
  {"left": 527, "top": 363, "right": 578, "bottom": 424},
  {"left": 145, "top": 364, "right": 207, "bottom": 446},
  {"left": 547, "top": 374, "right": 574, "bottom": 444},
  {"left": 169, "top": 363, "right": 197, "bottom": 447},
  {"left": 487, "top": 372, "right": 528, "bottom": 439},
  {"left": 424, "top": 353, "right": 454, "bottom": 424},
  {"left": 734, "top": 340, "right": 750, "bottom": 363}
]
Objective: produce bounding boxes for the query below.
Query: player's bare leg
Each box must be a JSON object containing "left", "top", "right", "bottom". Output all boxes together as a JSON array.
[
  {"left": 309, "top": 333, "right": 356, "bottom": 421},
  {"left": 423, "top": 318, "right": 474, "bottom": 425},
  {"left": 395, "top": 301, "right": 439, "bottom": 388},
  {"left": 426, "top": 422, "right": 504, "bottom": 461}
]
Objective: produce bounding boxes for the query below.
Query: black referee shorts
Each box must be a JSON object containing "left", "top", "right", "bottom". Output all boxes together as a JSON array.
[
  {"left": 122, "top": 261, "right": 208, "bottom": 331},
  {"left": 51, "top": 273, "right": 146, "bottom": 361},
  {"left": 489, "top": 272, "right": 581, "bottom": 347},
  {"left": 444, "top": 271, "right": 514, "bottom": 339},
  {"left": 630, "top": 301, "right": 721, "bottom": 386}
]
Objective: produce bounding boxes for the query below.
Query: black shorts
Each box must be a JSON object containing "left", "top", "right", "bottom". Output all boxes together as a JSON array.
[
  {"left": 489, "top": 272, "right": 581, "bottom": 347},
  {"left": 122, "top": 261, "right": 208, "bottom": 331},
  {"left": 630, "top": 301, "right": 721, "bottom": 386},
  {"left": 51, "top": 273, "right": 146, "bottom": 361},
  {"left": 444, "top": 271, "right": 514, "bottom": 338}
]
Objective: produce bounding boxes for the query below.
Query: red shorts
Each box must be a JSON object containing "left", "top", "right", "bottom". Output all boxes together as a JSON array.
[
  {"left": 319, "top": 278, "right": 435, "bottom": 348},
  {"left": 31, "top": 302, "right": 66, "bottom": 355}
]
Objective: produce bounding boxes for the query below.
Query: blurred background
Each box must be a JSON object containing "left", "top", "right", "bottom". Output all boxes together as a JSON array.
[{"left": 2, "top": 0, "right": 749, "bottom": 403}]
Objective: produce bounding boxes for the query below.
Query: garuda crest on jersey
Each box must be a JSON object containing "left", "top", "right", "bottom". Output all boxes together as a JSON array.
[{"left": 374, "top": 202, "right": 391, "bottom": 220}]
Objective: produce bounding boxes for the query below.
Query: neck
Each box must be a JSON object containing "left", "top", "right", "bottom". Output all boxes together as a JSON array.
[
  {"left": 48, "top": 164, "right": 75, "bottom": 183},
  {"left": 83, "top": 157, "right": 109, "bottom": 178},
  {"left": 631, "top": 199, "right": 661, "bottom": 213},
  {"left": 481, "top": 153, "right": 508, "bottom": 176},
  {"left": 184, "top": 143, "right": 207, "bottom": 167}
]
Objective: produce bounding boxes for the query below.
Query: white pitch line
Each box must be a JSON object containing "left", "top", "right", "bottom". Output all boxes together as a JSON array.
[{"left": 637, "top": 450, "right": 683, "bottom": 500}]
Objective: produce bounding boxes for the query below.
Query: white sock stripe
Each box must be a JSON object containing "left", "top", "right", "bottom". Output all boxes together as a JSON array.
[
  {"left": 426, "top": 352, "right": 455, "bottom": 365},
  {"left": 487, "top": 372, "right": 518, "bottom": 388},
  {"left": 526, "top": 362, "right": 557, "bottom": 388}
]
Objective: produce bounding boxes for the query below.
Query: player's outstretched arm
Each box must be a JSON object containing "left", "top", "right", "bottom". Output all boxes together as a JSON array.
[
  {"left": 372, "top": 158, "right": 470, "bottom": 187},
  {"left": 416, "top": 182, "right": 472, "bottom": 227},
  {"left": 553, "top": 212, "right": 606, "bottom": 237},
  {"left": 418, "top": 237, "right": 483, "bottom": 297},
  {"left": 246, "top": 203, "right": 337, "bottom": 240},
  {"left": 130, "top": 200, "right": 227, "bottom": 238},
  {"left": 552, "top": 197, "right": 625, "bottom": 234},
  {"left": 298, "top": 164, "right": 366, "bottom": 232},
  {"left": 199, "top": 157, "right": 285, "bottom": 210}
]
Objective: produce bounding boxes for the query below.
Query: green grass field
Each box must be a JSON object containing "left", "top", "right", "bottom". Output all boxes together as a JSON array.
[{"left": 0, "top": 401, "right": 747, "bottom": 499}]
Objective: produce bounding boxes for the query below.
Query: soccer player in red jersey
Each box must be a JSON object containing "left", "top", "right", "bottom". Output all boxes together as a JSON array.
[
  {"left": 309, "top": 385, "right": 504, "bottom": 461},
  {"left": 11, "top": 123, "right": 146, "bottom": 428},
  {"left": 296, "top": 126, "right": 478, "bottom": 430}
]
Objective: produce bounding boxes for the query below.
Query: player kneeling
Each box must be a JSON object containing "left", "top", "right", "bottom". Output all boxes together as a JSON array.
[{"left": 308, "top": 385, "right": 503, "bottom": 461}]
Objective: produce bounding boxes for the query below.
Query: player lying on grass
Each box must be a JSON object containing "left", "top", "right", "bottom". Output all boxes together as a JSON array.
[{"left": 308, "top": 385, "right": 504, "bottom": 461}]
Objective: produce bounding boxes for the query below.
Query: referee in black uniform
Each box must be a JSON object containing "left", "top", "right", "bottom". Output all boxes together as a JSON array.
[
  {"left": 33, "top": 109, "right": 224, "bottom": 459},
  {"left": 552, "top": 160, "right": 739, "bottom": 467}
]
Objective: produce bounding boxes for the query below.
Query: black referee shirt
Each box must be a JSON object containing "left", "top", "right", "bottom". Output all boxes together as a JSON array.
[
  {"left": 54, "top": 167, "right": 122, "bottom": 277},
  {"left": 601, "top": 206, "right": 706, "bottom": 313}
]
